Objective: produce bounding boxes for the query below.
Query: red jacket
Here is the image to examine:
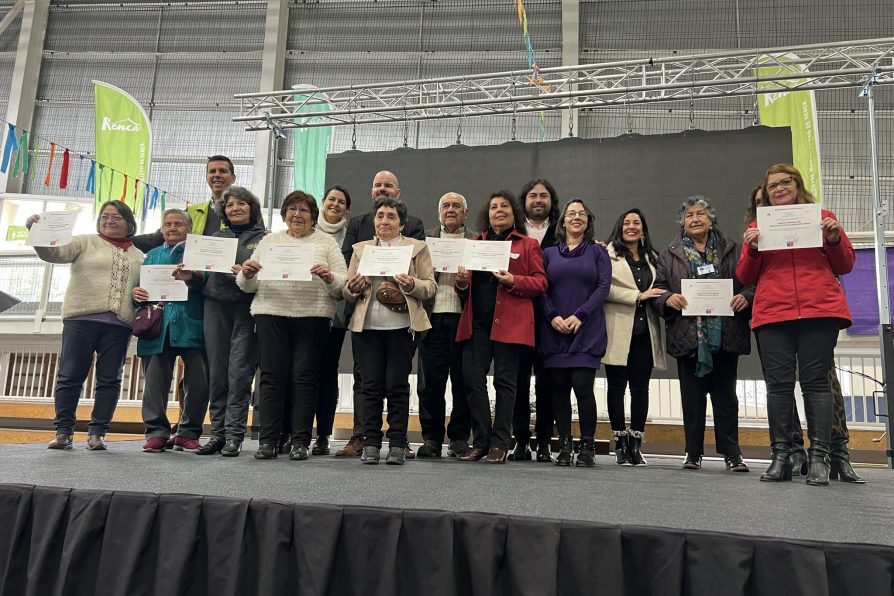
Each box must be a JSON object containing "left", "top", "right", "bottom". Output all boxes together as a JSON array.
[
  {"left": 456, "top": 230, "right": 548, "bottom": 346},
  {"left": 735, "top": 208, "right": 854, "bottom": 330}
]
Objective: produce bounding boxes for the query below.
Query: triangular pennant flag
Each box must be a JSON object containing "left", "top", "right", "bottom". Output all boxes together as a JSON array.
[
  {"left": 43, "top": 142, "right": 56, "bottom": 186},
  {"left": 30, "top": 138, "right": 40, "bottom": 181},
  {"left": 97, "top": 163, "right": 105, "bottom": 200},
  {"left": 59, "top": 149, "right": 70, "bottom": 189},
  {"left": 149, "top": 186, "right": 160, "bottom": 210},
  {"left": 120, "top": 174, "right": 128, "bottom": 201},
  {"left": 19, "top": 130, "right": 30, "bottom": 174},
  {"left": 0, "top": 123, "right": 18, "bottom": 174},
  {"left": 160, "top": 191, "right": 166, "bottom": 211},
  {"left": 76, "top": 154, "right": 85, "bottom": 191}
]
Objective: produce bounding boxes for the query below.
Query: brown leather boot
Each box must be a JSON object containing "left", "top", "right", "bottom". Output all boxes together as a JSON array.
[
  {"left": 335, "top": 435, "right": 364, "bottom": 457},
  {"left": 47, "top": 434, "right": 73, "bottom": 450}
]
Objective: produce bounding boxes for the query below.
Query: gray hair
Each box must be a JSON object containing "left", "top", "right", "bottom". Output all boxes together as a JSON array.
[
  {"left": 677, "top": 196, "right": 717, "bottom": 228},
  {"left": 438, "top": 192, "right": 468, "bottom": 212},
  {"left": 162, "top": 208, "right": 192, "bottom": 232}
]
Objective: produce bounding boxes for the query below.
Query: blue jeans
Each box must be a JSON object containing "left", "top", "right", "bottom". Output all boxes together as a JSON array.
[{"left": 54, "top": 319, "right": 132, "bottom": 436}]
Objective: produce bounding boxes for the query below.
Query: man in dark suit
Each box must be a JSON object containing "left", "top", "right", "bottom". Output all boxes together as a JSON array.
[
  {"left": 511, "top": 178, "right": 559, "bottom": 462},
  {"left": 335, "top": 170, "right": 426, "bottom": 457}
]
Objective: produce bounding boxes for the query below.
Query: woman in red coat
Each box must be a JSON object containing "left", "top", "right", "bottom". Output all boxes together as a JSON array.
[
  {"left": 737, "top": 163, "right": 855, "bottom": 486},
  {"left": 454, "top": 192, "right": 548, "bottom": 463}
]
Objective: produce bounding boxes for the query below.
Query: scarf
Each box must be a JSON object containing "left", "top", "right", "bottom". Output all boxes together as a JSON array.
[
  {"left": 558, "top": 240, "right": 589, "bottom": 258},
  {"left": 317, "top": 217, "right": 347, "bottom": 235},
  {"left": 98, "top": 234, "right": 133, "bottom": 250},
  {"left": 682, "top": 230, "right": 722, "bottom": 377}
]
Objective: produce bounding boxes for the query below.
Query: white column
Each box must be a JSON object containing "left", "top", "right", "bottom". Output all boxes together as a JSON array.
[
  {"left": 1, "top": 0, "right": 49, "bottom": 194},
  {"left": 560, "top": 0, "right": 580, "bottom": 137},
  {"left": 251, "top": 0, "right": 290, "bottom": 207}
]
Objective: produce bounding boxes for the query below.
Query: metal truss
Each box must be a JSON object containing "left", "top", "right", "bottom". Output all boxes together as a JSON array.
[{"left": 234, "top": 38, "right": 894, "bottom": 131}]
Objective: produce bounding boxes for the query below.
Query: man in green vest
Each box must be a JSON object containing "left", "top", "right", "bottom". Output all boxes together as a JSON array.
[{"left": 132, "top": 155, "right": 237, "bottom": 252}]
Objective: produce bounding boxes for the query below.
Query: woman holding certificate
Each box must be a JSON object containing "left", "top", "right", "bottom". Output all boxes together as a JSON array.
[
  {"left": 538, "top": 199, "right": 611, "bottom": 467},
  {"left": 454, "top": 192, "right": 548, "bottom": 464},
  {"left": 27, "top": 200, "right": 144, "bottom": 451},
  {"left": 343, "top": 197, "right": 436, "bottom": 465},
  {"left": 133, "top": 209, "right": 209, "bottom": 453},
  {"left": 195, "top": 187, "right": 266, "bottom": 457},
  {"left": 654, "top": 197, "right": 753, "bottom": 471},
  {"left": 738, "top": 163, "right": 855, "bottom": 486},
  {"left": 237, "top": 190, "right": 347, "bottom": 461},
  {"left": 603, "top": 208, "right": 667, "bottom": 466}
]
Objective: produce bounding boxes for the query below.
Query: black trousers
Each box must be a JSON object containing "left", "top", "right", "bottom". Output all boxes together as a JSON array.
[
  {"left": 417, "top": 313, "right": 471, "bottom": 444},
  {"left": 676, "top": 350, "right": 741, "bottom": 458},
  {"left": 462, "top": 326, "right": 521, "bottom": 450},
  {"left": 549, "top": 367, "right": 597, "bottom": 437},
  {"left": 315, "top": 326, "right": 347, "bottom": 437},
  {"left": 513, "top": 347, "right": 553, "bottom": 441},
  {"left": 350, "top": 337, "right": 364, "bottom": 437},
  {"left": 255, "top": 315, "right": 329, "bottom": 445},
  {"left": 756, "top": 318, "right": 839, "bottom": 446},
  {"left": 353, "top": 328, "right": 415, "bottom": 449},
  {"left": 605, "top": 332, "right": 654, "bottom": 432}
]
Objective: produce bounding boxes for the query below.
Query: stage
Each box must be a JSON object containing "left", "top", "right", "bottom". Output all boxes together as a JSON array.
[{"left": 1, "top": 440, "right": 893, "bottom": 595}]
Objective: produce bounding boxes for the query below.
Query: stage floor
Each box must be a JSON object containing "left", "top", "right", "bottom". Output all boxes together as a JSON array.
[{"left": 1, "top": 439, "right": 892, "bottom": 547}]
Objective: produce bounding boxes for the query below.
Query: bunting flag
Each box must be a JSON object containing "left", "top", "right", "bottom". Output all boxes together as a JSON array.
[
  {"left": 76, "top": 154, "right": 85, "bottom": 190},
  {"left": 160, "top": 190, "right": 166, "bottom": 211},
  {"left": 85, "top": 159, "right": 96, "bottom": 194},
  {"left": 0, "top": 123, "right": 18, "bottom": 173},
  {"left": 30, "top": 138, "right": 39, "bottom": 181},
  {"left": 513, "top": 0, "right": 549, "bottom": 140},
  {"left": 97, "top": 163, "right": 105, "bottom": 200},
  {"left": 43, "top": 142, "right": 56, "bottom": 186},
  {"left": 120, "top": 174, "right": 128, "bottom": 201},
  {"left": 59, "top": 149, "right": 70, "bottom": 189},
  {"left": 11, "top": 130, "right": 28, "bottom": 178},
  {"left": 149, "top": 186, "right": 160, "bottom": 210}
]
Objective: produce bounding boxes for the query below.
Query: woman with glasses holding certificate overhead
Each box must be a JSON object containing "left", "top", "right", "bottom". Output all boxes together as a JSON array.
[
  {"left": 237, "top": 190, "right": 347, "bottom": 461},
  {"left": 654, "top": 196, "right": 753, "bottom": 472},
  {"left": 738, "top": 163, "right": 855, "bottom": 486}
]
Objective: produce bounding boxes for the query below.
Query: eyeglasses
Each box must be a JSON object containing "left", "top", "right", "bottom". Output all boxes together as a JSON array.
[
  {"left": 564, "top": 210, "right": 588, "bottom": 219},
  {"left": 766, "top": 177, "right": 795, "bottom": 193},
  {"left": 286, "top": 206, "right": 311, "bottom": 214},
  {"left": 99, "top": 214, "right": 125, "bottom": 222}
]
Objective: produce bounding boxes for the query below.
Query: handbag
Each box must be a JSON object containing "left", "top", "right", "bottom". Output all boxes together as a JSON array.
[
  {"left": 375, "top": 280, "right": 408, "bottom": 313},
  {"left": 133, "top": 304, "right": 164, "bottom": 339}
]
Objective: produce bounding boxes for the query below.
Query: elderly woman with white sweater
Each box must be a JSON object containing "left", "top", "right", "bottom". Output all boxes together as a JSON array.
[
  {"left": 237, "top": 190, "right": 347, "bottom": 461},
  {"left": 26, "top": 200, "right": 144, "bottom": 451}
]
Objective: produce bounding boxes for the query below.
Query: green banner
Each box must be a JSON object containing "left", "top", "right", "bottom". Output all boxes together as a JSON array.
[
  {"left": 292, "top": 85, "right": 333, "bottom": 203},
  {"left": 93, "top": 81, "right": 153, "bottom": 215},
  {"left": 756, "top": 54, "right": 823, "bottom": 202}
]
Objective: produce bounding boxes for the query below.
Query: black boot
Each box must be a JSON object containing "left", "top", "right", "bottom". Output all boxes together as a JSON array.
[
  {"left": 311, "top": 435, "right": 330, "bottom": 455},
  {"left": 536, "top": 438, "right": 553, "bottom": 463},
  {"left": 507, "top": 435, "right": 531, "bottom": 461},
  {"left": 761, "top": 394, "right": 794, "bottom": 482},
  {"left": 277, "top": 433, "right": 291, "bottom": 455},
  {"left": 612, "top": 430, "right": 631, "bottom": 466},
  {"left": 628, "top": 430, "right": 647, "bottom": 466},
  {"left": 576, "top": 436, "right": 596, "bottom": 467},
  {"left": 804, "top": 392, "right": 832, "bottom": 486},
  {"left": 555, "top": 436, "right": 573, "bottom": 466},
  {"left": 830, "top": 440, "right": 865, "bottom": 483},
  {"left": 788, "top": 445, "right": 809, "bottom": 476}
]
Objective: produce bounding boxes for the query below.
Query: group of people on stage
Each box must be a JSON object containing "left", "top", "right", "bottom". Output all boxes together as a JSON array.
[{"left": 28, "top": 155, "right": 865, "bottom": 485}]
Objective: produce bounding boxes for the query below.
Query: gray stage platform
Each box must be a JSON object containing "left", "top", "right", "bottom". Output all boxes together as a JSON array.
[{"left": 1, "top": 439, "right": 891, "bottom": 547}]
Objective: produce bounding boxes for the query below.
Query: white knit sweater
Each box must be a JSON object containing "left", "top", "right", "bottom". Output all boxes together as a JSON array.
[
  {"left": 236, "top": 230, "right": 347, "bottom": 318},
  {"left": 34, "top": 234, "right": 145, "bottom": 324}
]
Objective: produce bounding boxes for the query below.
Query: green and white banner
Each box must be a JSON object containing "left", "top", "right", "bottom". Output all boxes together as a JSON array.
[
  {"left": 756, "top": 54, "right": 823, "bottom": 202},
  {"left": 93, "top": 80, "right": 153, "bottom": 213},
  {"left": 292, "top": 84, "right": 333, "bottom": 203}
]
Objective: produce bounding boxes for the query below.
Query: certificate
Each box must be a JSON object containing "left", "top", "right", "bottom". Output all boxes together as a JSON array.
[
  {"left": 257, "top": 242, "right": 314, "bottom": 281},
  {"left": 140, "top": 265, "right": 188, "bottom": 301},
  {"left": 426, "top": 237, "right": 466, "bottom": 273},
  {"left": 682, "top": 279, "right": 734, "bottom": 317},
  {"left": 357, "top": 245, "right": 414, "bottom": 277},
  {"left": 182, "top": 234, "right": 238, "bottom": 273},
  {"left": 462, "top": 240, "right": 511, "bottom": 272},
  {"left": 757, "top": 203, "right": 822, "bottom": 251},
  {"left": 25, "top": 210, "right": 81, "bottom": 247}
]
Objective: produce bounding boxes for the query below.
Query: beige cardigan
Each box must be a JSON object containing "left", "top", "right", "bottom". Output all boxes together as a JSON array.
[
  {"left": 602, "top": 244, "right": 667, "bottom": 369},
  {"left": 343, "top": 237, "right": 436, "bottom": 333}
]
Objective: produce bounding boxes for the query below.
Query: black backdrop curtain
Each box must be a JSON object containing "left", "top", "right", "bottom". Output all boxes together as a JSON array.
[{"left": 0, "top": 484, "right": 891, "bottom": 596}]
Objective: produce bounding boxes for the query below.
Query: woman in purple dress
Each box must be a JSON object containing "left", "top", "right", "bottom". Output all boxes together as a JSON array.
[{"left": 538, "top": 199, "right": 611, "bottom": 466}]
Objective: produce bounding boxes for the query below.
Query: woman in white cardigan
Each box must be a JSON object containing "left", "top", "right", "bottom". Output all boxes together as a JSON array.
[
  {"left": 26, "top": 200, "right": 145, "bottom": 451},
  {"left": 603, "top": 208, "right": 666, "bottom": 466},
  {"left": 237, "top": 190, "right": 347, "bottom": 461}
]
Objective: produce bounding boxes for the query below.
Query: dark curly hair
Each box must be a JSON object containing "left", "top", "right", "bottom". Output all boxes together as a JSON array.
[
  {"left": 519, "top": 178, "right": 560, "bottom": 224},
  {"left": 477, "top": 191, "right": 527, "bottom": 235}
]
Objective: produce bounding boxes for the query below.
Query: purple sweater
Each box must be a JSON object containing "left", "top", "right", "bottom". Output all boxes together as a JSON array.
[{"left": 538, "top": 242, "right": 611, "bottom": 369}]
